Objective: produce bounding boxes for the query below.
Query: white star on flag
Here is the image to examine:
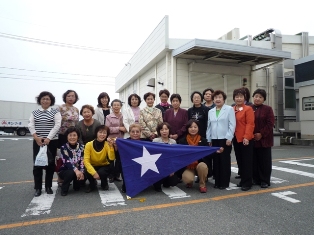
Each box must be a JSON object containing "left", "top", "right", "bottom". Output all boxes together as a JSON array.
[{"left": 132, "top": 146, "right": 162, "bottom": 177}]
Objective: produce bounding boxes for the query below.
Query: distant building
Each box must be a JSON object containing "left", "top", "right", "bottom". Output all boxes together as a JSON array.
[{"left": 115, "top": 16, "right": 314, "bottom": 137}]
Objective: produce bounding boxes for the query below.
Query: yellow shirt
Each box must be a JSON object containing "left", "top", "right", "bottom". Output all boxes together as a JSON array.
[{"left": 84, "top": 140, "right": 115, "bottom": 176}]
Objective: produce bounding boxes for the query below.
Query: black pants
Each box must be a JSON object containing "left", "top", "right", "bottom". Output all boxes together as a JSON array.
[
  {"left": 59, "top": 170, "right": 83, "bottom": 192},
  {"left": 110, "top": 150, "right": 122, "bottom": 179},
  {"left": 233, "top": 139, "right": 253, "bottom": 187},
  {"left": 203, "top": 155, "right": 214, "bottom": 177},
  {"left": 86, "top": 165, "right": 111, "bottom": 189},
  {"left": 253, "top": 147, "right": 272, "bottom": 185},
  {"left": 58, "top": 134, "right": 67, "bottom": 148},
  {"left": 153, "top": 175, "right": 178, "bottom": 190},
  {"left": 212, "top": 139, "right": 232, "bottom": 188},
  {"left": 33, "top": 139, "right": 57, "bottom": 190}
]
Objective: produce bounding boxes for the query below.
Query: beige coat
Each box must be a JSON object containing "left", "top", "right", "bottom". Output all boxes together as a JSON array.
[{"left": 139, "top": 107, "right": 163, "bottom": 138}]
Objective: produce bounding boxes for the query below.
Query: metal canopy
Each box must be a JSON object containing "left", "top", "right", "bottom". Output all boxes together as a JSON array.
[{"left": 172, "top": 39, "right": 291, "bottom": 65}]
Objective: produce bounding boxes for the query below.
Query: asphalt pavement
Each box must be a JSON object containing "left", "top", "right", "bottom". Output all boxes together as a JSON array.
[{"left": 0, "top": 136, "right": 313, "bottom": 235}]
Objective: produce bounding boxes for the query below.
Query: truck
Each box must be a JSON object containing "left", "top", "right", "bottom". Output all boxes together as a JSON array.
[{"left": 0, "top": 100, "right": 39, "bottom": 136}]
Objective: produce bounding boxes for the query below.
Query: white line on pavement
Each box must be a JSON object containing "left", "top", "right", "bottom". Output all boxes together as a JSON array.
[
  {"left": 0, "top": 159, "right": 6, "bottom": 161},
  {"left": 162, "top": 186, "right": 191, "bottom": 199},
  {"left": 280, "top": 160, "right": 314, "bottom": 168},
  {"left": 271, "top": 191, "right": 300, "bottom": 203},
  {"left": 21, "top": 182, "right": 58, "bottom": 217},
  {"left": 272, "top": 166, "right": 314, "bottom": 178},
  {"left": 98, "top": 182, "right": 126, "bottom": 207},
  {"left": 0, "top": 186, "right": 4, "bottom": 190}
]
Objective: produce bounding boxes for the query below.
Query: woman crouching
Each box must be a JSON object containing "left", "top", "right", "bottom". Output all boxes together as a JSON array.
[
  {"left": 58, "top": 127, "right": 84, "bottom": 196},
  {"left": 84, "top": 125, "right": 115, "bottom": 192}
]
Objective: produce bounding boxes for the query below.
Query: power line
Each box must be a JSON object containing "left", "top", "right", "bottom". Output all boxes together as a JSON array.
[
  {"left": 0, "top": 76, "right": 115, "bottom": 85},
  {"left": 0, "top": 66, "right": 115, "bottom": 78},
  {"left": 0, "top": 32, "right": 134, "bottom": 54},
  {"left": 0, "top": 72, "right": 114, "bottom": 83}
]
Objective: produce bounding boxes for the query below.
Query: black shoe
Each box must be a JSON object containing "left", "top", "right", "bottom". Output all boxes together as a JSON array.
[
  {"left": 235, "top": 175, "right": 241, "bottom": 179},
  {"left": 241, "top": 186, "right": 251, "bottom": 191},
  {"left": 214, "top": 185, "right": 218, "bottom": 188},
  {"left": 154, "top": 187, "right": 162, "bottom": 192},
  {"left": 261, "top": 183, "right": 268, "bottom": 188},
  {"left": 61, "top": 191, "right": 68, "bottom": 196},
  {"left": 45, "top": 187, "right": 53, "bottom": 194},
  {"left": 85, "top": 186, "right": 95, "bottom": 193},
  {"left": 109, "top": 178, "right": 114, "bottom": 183},
  {"left": 34, "top": 189, "right": 41, "bottom": 197},
  {"left": 114, "top": 177, "right": 122, "bottom": 182},
  {"left": 252, "top": 180, "right": 260, "bottom": 185},
  {"left": 73, "top": 187, "right": 80, "bottom": 191},
  {"left": 236, "top": 183, "right": 242, "bottom": 187},
  {"left": 101, "top": 184, "right": 109, "bottom": 191},
  {"left": 219, "top": 187, "right": 227, "bottom": 190}
]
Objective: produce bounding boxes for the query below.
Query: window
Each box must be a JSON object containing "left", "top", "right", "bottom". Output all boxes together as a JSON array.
[
  {"left": 303, "top": 97, "right": 314, "bottom": 111},
  {"left": 285, "top": 77, "right": 296, "bottom": 109}
]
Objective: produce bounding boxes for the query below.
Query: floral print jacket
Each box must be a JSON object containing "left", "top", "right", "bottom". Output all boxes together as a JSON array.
[
  {"left": 58, "top": 143, "right": 84, "bottom": 173},
  {"left": 139, "top": 107, "right": 163, "bottom": 138},
  {"left": 57, "top": 104, "right": 79, "bottom": 135}
]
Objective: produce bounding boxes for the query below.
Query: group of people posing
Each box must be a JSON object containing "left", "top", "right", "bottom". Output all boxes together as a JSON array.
[{"left": 28, "top": 86, "right": 275, "bottom": 197}]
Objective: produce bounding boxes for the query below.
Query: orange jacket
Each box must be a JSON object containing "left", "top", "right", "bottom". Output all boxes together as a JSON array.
[{"left": 234, "top": 105, "right": 255, "bottom": 143}]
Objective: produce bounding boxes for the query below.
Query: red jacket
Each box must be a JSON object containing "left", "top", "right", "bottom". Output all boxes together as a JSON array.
[{"left": 234, "top": 105, "right": 255, "bottom": 143}]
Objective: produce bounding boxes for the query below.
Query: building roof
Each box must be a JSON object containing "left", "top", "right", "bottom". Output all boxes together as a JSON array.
[{"left": 172, "top": 39, "right": 291, "bottom": 65}]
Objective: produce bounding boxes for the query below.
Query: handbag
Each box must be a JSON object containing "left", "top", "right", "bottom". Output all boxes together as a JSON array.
[{"left": 35, "top": 145, "right": 48, "bottom": 166}]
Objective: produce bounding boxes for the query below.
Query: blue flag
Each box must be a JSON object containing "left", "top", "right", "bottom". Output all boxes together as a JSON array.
[{"left": 116, "top": 138, "right": 219, "bottom": 198}]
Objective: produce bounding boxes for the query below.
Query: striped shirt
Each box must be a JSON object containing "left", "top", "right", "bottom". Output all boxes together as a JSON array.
[{"left": 28, "top": 107, "right": 61, "bottom": 140}]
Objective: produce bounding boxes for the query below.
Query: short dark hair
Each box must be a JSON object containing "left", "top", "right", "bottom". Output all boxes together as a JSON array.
[
  {"left": 64, "top": 127, "right": 80, "bottom": 140},
  {"left": 62, "top": 90, "right": 79, "bottom": 104},
  {"left": 252, "top": 88, "right": 267, "bottom": 101},
  {"left": 80, "top": 104, "right": 95, "bottom": 116},
  {"left": 190, "top": 91, "right": 203, "bottom": 103},
  {"left": 233, "top": 88, "right": 246, "bottom": 100},
  {"left": 94, "top": 125, "right": 110, "bottom": 140},
  {"left": 212, "top": 90, "right": 227, "bottom": 101},
  {"left": 128, "top": 94, "right": 141, "bottom": 107},
  {"left": 202, "top": 88, "right": 214, "bottom": 98},
  {"left": 97, "top": 92, "right": 110, "bottom": 108},
  {"left": 242, "top": 87, "right": 251, "bottom": 102},
  {"left": 144, "top": 92, "right": 155, "bottom": 101},
  {"left": 36, "top": 91, "right": 55, "bottom": 106},
  {"left": 170, "top": 93, "right": 182, "bottom": 103},
  {"left": 185, "top": 119, "right": 200, "bottom": 135},
  {"left": 159, "top": 89, "right": 170, "bottom": 97},
  {"left": 111, "top": 99, "right": 123, "bottom": 107},
  {"left": 156, "top": 122, "right": 171, "bottom": 137}
]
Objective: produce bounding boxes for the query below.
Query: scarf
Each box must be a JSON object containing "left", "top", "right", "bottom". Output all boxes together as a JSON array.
[
  {"left": 186, "top": 134, "right": 201, "bottom": 170},
  {"left": 160, "top": 102, "right": 170, "bottom": 107}
]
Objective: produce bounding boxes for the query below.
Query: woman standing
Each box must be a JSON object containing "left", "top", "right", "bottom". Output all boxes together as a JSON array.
[
  {"left": 206, "top": 90, "right": 236, "bottom": 189},
  {"left": 105, "top": 99, "right": 127, "bottom": 182},
  {"left": 76, "top": 105, "right": 101, "bottom": 145},
  {"left": 152, "top": 122, "right": 178, "bottom": 191},
  {"left": 203, "top": 88, "right": 216, "bottom": 110},
  {"left": 93, "top": 92, "right": 111, "bottom": 125},
  {"left": 233, "top": 88, "right": 255, "bottom": 191},
  {"left": 28, "top": 91, "right": 61, "bottom": 197},
  {"left": 122, "top": 94, "right": 141, "bottom": 138},
  {"left": 139, "top": 92, "right": 163, "bottom": 141},
  {"left": 178, "top": 120, "right": 209, "bottom": 193},
  {"left": 164, "top": 94, "right": 188, "bottom": 141},
  {"left": 58, "top": 127, "right": 85, "bottom": 196},
  {"left": 155, "top": 89, "right": 172, "bottom": 118},
  {"left": 188, "top": 91, "right": 209, "bottom": 139},
  {"left": 252, "top": 89, "right": 275, "bottom": 188},
  {"left": 84, "top": 125, "right": 115, "bottom": 192},
  {"left": 57, "top": 90, "right": 80, "bottom": 147}
]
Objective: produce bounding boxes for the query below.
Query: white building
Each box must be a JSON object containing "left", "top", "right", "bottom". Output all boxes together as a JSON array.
[{"left": 115, "top": 16, "right": 314, "bottom": 136}]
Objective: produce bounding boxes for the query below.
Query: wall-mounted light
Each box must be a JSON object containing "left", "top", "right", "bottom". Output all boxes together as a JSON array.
[
  {"left": 147, "top": 78, "right": 155, "bottom": 87},
  {"left": 158, "top": 82, "right": 164, "bottom": 85}
]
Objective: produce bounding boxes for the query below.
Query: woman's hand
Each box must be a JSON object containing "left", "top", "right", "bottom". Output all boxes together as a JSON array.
[
  {"left": 208, "top": 142, "right": 212, "bottom": 147},
  {"left": 119, "top": 126, "right": 127, "bottom": 133},
  {"left": 243, "top": 138, "right": 249, "bottom": 145},
  {"left": 75, "top": 170, "right": 84, "bottom": 180},
  {"left": 169, "top": 173, "right": 174, "bottom": 177},
  {"left": 43, "top": 138, "right": 51, "bottom": 145},
  {"left": 216, "top": 147, "right": 224, "bottom": 153},
  {"left": 226, "top": 140, "right": 232, "bottom": 146},
  {"left": 93, "top": 172, "right": 100, "bottom": 180},
  {"left": 254, "top": 133, "right": 262, "bottom": 141},
  {"left": 149, "top": 134, "right": 156, "bottom": 140},
  {"left": 170, "top": 134, "right": 178, "bottom": 140},
  {"left": 34, "top": 136, "right": 43, "bottom": 146}
]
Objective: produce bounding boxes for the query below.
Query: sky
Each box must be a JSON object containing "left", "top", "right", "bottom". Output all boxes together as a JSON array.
[{"left": 0, "top": 0, "right": 312, "bottom": 110}]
